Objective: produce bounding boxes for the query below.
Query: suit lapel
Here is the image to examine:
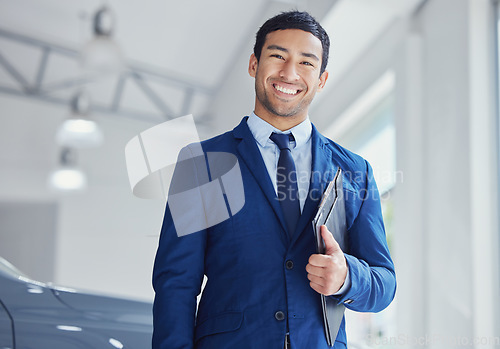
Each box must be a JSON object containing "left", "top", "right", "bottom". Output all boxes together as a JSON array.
[
  {"left": 233, "top": 118, "right": 290, "bottom": 241},
  {"left": 291, "top": 125, "right": 337, "bottom": 246}
]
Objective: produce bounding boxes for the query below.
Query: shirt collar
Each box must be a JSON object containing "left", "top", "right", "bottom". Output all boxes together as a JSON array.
[{"left": 247, "top": 112, "right": 312, "bottom": 149}]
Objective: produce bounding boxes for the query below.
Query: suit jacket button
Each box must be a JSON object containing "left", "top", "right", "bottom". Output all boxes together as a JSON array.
[
  {"left": 285, "top": 260, "right": 294, "bottom": 270},
  {"left": 275, "top": 311, "right": 285, "bottom": 321}
]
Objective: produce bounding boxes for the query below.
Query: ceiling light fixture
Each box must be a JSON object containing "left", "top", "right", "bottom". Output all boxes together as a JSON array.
[
  {"left": 81, "top": 5, "right": 124, "bottom": 74},
  {"left": 48, "top": 148, "right": 88, "bottom": 192},
  {"left": 56, "top": 90, "right": 103, "bottom": 148}
]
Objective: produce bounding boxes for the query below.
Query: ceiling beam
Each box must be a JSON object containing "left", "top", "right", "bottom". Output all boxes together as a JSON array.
[{"left": 0, "top": 27, "right": 215, "bottom": 120}]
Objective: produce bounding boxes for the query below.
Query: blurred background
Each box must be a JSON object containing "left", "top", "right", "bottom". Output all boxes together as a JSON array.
[{"left": 0, "top": 0, "right": 498, "bottom": 347}]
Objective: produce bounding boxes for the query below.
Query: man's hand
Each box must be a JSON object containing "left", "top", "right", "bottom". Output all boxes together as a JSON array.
[{"left": 306, "top": 225, "right": 347, "bottom": 296}]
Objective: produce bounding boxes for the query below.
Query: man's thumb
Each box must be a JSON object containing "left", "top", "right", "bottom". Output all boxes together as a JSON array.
[{"left": 321, "top": 225, "right": 341, "bottom": 255}]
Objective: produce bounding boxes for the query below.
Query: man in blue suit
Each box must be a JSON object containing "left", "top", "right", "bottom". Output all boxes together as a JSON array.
[{"left": 153, "top": 10, "right": 396, "bottom": 349}]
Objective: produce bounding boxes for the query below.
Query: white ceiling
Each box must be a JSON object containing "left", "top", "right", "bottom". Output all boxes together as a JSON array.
[
  {"left": 1, "top": 0, "right": 267, "bottom": 84},
  {"left": 320, "top": 0, "right": 424, "bottom": 91},
  {"left": 0, "top": 0, "right": 424, "bottom": 125},
  {"left": 0, "top": 0, "right": 275, "bottom": 122}
]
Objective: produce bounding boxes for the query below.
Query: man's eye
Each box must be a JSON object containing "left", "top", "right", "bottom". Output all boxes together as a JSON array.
[
  {"left": 302, "top": 61, "right": 314, "bottom": 67},
  {"left": 271, "top": 54, "right": 284, "bottom": 60}
]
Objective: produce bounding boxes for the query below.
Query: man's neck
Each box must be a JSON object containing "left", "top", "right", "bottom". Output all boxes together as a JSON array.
[{"left": 253, "top": 109, "right": 308, "bottom": 132}]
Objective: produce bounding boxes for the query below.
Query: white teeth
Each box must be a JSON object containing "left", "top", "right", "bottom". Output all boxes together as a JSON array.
[{"left": 274, "top": 84, "right": 298, "bottom": 95}]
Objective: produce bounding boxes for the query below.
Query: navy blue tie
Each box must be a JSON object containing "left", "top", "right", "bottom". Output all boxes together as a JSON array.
[{"left": 270, "top": 132, "right": 301, "bottom": 237}]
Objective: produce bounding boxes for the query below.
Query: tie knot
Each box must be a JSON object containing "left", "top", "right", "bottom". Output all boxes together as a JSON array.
[{"left": 270, "top": 132, "right": 294, "bottom": 151}]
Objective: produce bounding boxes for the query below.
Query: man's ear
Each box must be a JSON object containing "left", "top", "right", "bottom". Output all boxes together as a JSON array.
[
  {"left": 248, "top": 53, "right": 258, "bottom": 78},
  {"left": 317, "top": 70, "right": 329, "bottom": 92}
]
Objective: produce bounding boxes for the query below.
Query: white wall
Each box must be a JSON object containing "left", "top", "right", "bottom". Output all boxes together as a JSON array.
[
  {"left": 394, "top": 0, "right": 500, "bottom": 347},
  {"left": 0, "top": 95, "right": 164, "bottom": 301}
]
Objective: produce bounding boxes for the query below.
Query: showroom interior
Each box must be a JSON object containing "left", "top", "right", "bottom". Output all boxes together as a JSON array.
[{"left": 0, "top": 0, "right": 499, "bottom": 348}]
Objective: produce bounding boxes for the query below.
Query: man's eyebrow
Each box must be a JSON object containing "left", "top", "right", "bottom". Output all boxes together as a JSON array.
[
  {"left": 267, "top": 44, "right": 288, "bottom": 53},
  {"left": 301, "top": 52, "right": 320, "bottom": 61},
  {"left": 266, "top": 44, "right": 319, "bottom": 61}
]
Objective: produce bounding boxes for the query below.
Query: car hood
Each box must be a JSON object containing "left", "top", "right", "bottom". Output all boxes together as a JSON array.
[{"left": 52, "top": 286, "right": 153, "bottom": 328}]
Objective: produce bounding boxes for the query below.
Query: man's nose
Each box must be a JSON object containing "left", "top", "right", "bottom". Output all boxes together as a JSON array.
[{"left": 279, "top": 61, "right": 299, "bottom": 81}]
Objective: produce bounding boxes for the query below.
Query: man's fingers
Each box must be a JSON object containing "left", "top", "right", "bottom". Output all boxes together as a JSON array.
[
  {"left": 308, "top": 254, "right": 332, "bottom": 268},
  {"left": 309, "top": 281, "right": 328, "bottom": 296},
  {"left": 321, "top": 225, "right": 342, "bottom": 256},
  {"left": 307, "top": 272, "right": 325, "bottom": 287},
  {"left": 306, "top": 260, "right": 329, "bottom": 276}
]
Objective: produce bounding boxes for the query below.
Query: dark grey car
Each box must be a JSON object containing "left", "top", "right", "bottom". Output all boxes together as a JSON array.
[{"left": 0, "top": 257, "right": 152, "bottom": 348}]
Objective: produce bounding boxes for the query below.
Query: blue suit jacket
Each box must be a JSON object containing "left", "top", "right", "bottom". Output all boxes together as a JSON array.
[{"left": 152, "top": 117, "right": 396, "bottom": 348}]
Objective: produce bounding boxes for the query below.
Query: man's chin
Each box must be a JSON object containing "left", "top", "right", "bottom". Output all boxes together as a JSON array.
[
  {"left": 258, "top": 94, "right": 308, "bottom": 118},
  {"left": 264, "top": 104, "right": 302, "bottom": 118},
  {"left": 271, "top": 109, "right": 304, "bottom": 118}
]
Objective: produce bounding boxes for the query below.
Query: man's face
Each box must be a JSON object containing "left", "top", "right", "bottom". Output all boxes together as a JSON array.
[{"left": 249, "top": 29, "right": 328, "bottom": 122}]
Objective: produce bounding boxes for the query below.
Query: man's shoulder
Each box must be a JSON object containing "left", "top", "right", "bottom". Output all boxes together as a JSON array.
[
  {"left": 199, "top": 117, "right": 248, "bottom": 151},
  {"left": 315, "top": 129, "right": 368, "bottom": 172},
  {"left": 199, "top": 129, "right": 236, "bottom": 152}
]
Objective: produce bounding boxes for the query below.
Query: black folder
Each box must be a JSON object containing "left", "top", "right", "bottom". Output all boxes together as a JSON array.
[{"left": 312, "top": 167, "right": 347, "bottom": 346}]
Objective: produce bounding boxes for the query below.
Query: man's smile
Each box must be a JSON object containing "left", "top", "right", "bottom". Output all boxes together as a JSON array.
[{"left": 272, "top": 82, "right": 303, "bottom": 96}]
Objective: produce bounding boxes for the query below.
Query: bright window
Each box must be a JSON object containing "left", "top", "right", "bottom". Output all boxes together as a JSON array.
[{"left": 324, "top": 70, "right": 398, "bottom": 348}]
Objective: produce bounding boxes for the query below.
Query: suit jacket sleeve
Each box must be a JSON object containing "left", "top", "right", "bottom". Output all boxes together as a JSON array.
[
  {"left": 152, "top": 146, "right": 207, "bottom": 349},
  {"left": 332, "top": 160, "right": 396, "bottom": 312}
]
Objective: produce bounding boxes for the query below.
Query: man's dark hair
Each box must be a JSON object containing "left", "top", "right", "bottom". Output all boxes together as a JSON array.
[{"left": 253, "top": 10, "right": 330, "bottom": 74}]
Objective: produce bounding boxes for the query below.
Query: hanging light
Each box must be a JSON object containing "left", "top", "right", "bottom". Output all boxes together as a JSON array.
[
  {"left": 56, "top": 90, "right": 103, "bottom": 148},
  {"left": 48, "top": 148, "right": 88, "bottom": 192},
  {"left": 81, "top": 5, "right": 124, "bottom": 74}
]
